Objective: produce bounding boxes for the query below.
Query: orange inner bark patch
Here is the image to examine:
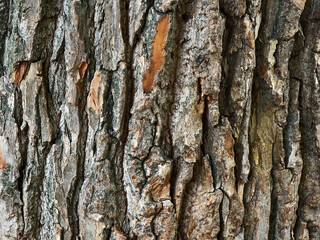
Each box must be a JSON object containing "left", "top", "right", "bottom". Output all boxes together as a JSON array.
[
  {"left": 142, "top": 15, "right": 170, "bottom": 93},
  {"left": 225, "top": 134, "right": 235, "bottom": 158},
  {"left": 12, "top": 61, "right": 29, "bottom": 84},
  {"left": 77, "top": 61, "right": 89, "bottom": 80},
  {"left": 57, "top": 229, "right": 63, "bottom": 240},
  {"left": 0, "top": 147, "right": 7, "bottom": 170},
  {"left": 87, "top": 71, "right": 103, "bottom": 111}
]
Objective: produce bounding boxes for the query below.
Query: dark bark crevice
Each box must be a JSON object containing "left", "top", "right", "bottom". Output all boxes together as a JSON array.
[
  {"left": 0, "top": 0, "right": 10, "bottom": 75},
  {"left": 14, "top": 86, "right": 28, "bottom": 238},
  {"left": 294, "top": 1, "right": 320, "bottom": 237}
]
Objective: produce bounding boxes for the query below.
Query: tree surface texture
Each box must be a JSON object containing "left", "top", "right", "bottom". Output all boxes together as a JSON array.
[{"left": 0, "top": 0, "right": 319, "bottom": 239}]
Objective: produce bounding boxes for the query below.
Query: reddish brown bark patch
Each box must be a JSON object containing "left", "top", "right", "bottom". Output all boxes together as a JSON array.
[
  {"left": 225, "top": 121, "right": 235, "bottom": 158},
  {"left": 77, "top": 61, "right": 89, "bottom": 80},
  {"left": 142, "top": 15, "right": 170, "bottom": 93},
  {"left": 0, "top": 147, "right": 7, "bottom": 170},
  {"left": 12, "top": 61, "right": 30, "bottom": 84},
  {"left": 225, "top": 134, "right": 235, "bottom": 158}
]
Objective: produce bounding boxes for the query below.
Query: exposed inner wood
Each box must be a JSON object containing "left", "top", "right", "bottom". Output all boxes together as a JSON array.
[
  {"left": 142, "top": 15, "right": 170, "bottom": 93},
  {"left": 225, "top": 134, "right": 235, "bottom": 158},
  {"left": 77, "top": 61, "right": 89, "bottom": 80},
  {"left": 87, "top": 70, "right": 103, "bottom": 111},
  {"left": 12, "top": 61, "right": 29, "bottom": 84}
]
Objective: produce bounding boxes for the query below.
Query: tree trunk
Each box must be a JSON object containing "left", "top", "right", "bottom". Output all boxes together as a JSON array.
[{"left": 0, "top": 0, "right": 319, "bottom": 239}]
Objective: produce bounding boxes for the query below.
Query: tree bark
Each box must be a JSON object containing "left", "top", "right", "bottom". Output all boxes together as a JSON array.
[{"left": 0, "top": 0, "right": 319, "bottom": 239}]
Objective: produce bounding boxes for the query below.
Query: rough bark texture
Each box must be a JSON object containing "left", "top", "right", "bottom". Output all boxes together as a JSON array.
[{"left": 0, "top": 0, "right": 319, "bottom": 239}]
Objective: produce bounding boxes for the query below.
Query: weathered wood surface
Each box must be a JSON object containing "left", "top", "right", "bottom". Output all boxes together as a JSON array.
[{"left": 0, "top": 0, "right": 319, "bottom": 239}]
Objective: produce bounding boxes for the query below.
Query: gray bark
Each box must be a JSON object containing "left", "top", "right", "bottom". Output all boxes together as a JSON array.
[{"left": 0, "top": 0, "right": 319, "bottom": 239}]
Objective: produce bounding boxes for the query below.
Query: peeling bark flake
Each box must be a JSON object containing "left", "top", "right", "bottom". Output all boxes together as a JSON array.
[{"left": 12, "top": 61, "right": 30, "bottom": 84}]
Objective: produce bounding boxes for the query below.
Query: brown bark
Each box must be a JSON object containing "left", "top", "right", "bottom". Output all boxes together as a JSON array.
[{"left": 0, "top": 0, "right": 319, "bottom": 239}]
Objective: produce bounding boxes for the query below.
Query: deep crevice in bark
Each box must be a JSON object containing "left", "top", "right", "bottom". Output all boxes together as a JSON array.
[{"left": 14, "top": 86, "right": 28, "bottom": 238}]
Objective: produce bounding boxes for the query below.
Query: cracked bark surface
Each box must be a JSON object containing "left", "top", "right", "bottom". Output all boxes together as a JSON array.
[{"left": 0, "top": 0, "right": 319, "bottom": 239}]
